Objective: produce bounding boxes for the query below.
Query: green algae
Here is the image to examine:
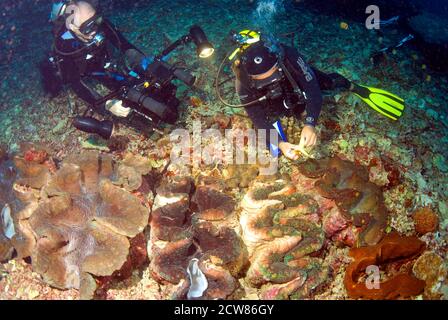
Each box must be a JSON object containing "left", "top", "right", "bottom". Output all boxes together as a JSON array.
[
  {"left": 79, "top": 136, "right": 110, "bottom": 152},
  {"left": 52, "top": 119, "right": 69, "bottom": 134}
]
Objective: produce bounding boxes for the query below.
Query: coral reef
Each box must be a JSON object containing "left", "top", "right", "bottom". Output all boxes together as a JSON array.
[
  {"left": 280, "top": 116, "right": 303, "bottom": 145},
  {"left": 413, "top": 251, "right": 448, "bottom": 300},
  {"left": 2, "top": 150, "right": 150, "bottom": 299},
  {"left": 148, "top": 176, "right": 247, "bottom": 300},
  {"left": 344, "top": 232, "right": 426, "bottom": 300},
  {"left": 412, "top": 207, "right": 439, "bottom": 235},
  {"left": 222, "top": 164, "right": 260, "bottom": 189},
  {"left": 13, "top": 143, "right": 53, "bottom": 190},
  {"left": 297, "top": 157, "right": 389, "bottom": 246},
  {"left": 240, "top": 176, "right": 328, "bottom": 299},
  {"left": 1, "top": 0, "right": 448, "bottom": 301}
]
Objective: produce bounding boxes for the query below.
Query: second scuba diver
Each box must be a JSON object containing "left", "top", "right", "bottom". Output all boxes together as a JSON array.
[
  {"left": 42, "top": 0, "right": 136, "bottom": 117},
  {"left": 41, "top": 0, "right": 181, "bottom": 129},
  {"left": 226, "top": 30, "right": 406, "bottom": 160},
  {"left": 42, "top": 1, "right": 215, "bottom": 139}
]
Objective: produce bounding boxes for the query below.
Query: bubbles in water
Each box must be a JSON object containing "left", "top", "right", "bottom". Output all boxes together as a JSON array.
[
  {"left": 251, "top": 0, "right": 285, "bottom": 54},
  {"left": 252, "top": 0, "right": 285, "bottom": 32}
]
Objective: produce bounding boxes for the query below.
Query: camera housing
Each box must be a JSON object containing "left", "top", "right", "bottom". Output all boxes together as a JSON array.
[
  {"left": 75, "top": 25, "right": 214, "bottom": 139},
  {"left": 122, "top": 50, "right": 195, "bottom": 124}
]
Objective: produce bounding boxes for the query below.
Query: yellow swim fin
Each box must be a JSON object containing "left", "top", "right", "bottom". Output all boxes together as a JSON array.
[{"left": 351, "top": 83, "right": 405, "bottom": 121}]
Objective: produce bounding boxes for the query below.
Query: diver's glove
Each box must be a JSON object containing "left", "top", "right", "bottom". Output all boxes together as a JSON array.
[{"left": 105, "top": 99, "right": 131, "bottom": 118}]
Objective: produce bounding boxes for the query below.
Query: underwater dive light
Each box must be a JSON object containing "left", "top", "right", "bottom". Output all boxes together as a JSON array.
[
  {"left": 156, "top": 25, "right": 214, "bottom": 61},
  {"left": 189, "top": 25, "right": 215, "bottom": 58},
  {"left": 73, "top": 116, "right": 114, "bottom": 140}
]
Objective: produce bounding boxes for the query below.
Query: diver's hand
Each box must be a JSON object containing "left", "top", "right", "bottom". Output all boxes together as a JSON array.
[
  {"left": 299, "top": 125, "right": 318, "bottom": 148},
  {"left": 279, "top": 142, "right": 302, "bottom": 161},
  {"left": 105, "top": 99, "right": 131, "bottom": 118}
]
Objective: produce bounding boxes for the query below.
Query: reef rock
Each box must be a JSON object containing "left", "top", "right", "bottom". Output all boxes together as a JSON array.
[
  {"left": 413, "top": 251, "right": 447, "bottom": 300},
  {"left": 240, "top": 177, "right": 328, "bottom": 299},
  {"left": 297, "top": 157, "right": 389, "bottom": 246},
  {"left": 344, "top": 232, "right": 426, "bottom": 300}
]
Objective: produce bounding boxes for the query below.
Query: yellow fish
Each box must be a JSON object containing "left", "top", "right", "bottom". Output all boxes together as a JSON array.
[
  {"left": 294, "top": 146, "right": 314, "bottom": 159},
  {"left": 340, "top": 22, "right": 349, "bottom": 30}
]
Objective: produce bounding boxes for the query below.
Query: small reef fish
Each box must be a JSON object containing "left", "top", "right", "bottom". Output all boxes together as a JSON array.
[
  {"left": 340, "top": 22, "right": 349, "bottom": 30},
  {"left": 294, "top": 145, "right": 315, "bottom": 159}
]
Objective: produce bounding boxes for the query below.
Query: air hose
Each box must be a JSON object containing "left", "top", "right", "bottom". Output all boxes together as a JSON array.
[
  {"left": 53, "top": 19, "right": 123, "bottom": 57},
  {"left": 53, "top": 39, "right": 90, "bottom": 56}
]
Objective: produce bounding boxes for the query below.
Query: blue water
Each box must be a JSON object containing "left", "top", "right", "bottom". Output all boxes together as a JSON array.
[{"left": 414, "top": 0, "right": 448, "bottom": 16}]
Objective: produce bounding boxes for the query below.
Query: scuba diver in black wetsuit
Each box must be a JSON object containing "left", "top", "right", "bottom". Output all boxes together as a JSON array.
[
  {"left": 41, "top": 0, "right": 149, "bottom": 121},
  {"left": 219, "top": 30, "right": 406, "bottom": 160},
  {"left": 41, "top": 1, "right": 215, "bottom": 139}
]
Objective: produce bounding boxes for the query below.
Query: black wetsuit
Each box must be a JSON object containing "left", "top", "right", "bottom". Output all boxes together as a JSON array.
[
  {"left": 42, "top": 18, "right": 141, "bottom": 113},
  {"left": 236, "top": 44, "right": 351, "bottom": 153}
]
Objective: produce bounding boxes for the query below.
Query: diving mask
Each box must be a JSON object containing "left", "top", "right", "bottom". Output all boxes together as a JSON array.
[{"left": 79, "top": 14, "right": 103, "bottom": 36}]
